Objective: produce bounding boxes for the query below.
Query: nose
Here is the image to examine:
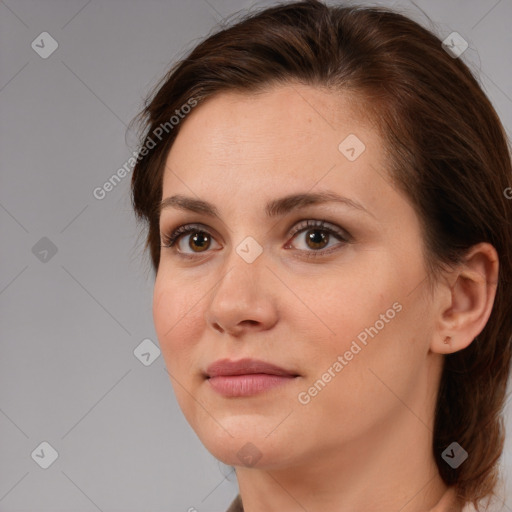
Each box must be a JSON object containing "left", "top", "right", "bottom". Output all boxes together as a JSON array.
[{"left": 204, "top": 254, "right": 279, "bottom": 337}]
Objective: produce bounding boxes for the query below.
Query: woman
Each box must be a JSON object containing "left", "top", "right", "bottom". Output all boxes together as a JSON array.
[{"left": 130, "top": 1, "right": 512, "bottom": 511}]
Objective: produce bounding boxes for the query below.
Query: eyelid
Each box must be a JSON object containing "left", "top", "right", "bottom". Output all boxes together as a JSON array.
[
  {"left": 288, "top": 219, "right": 351, "bottom": 241},
  {"left": 160, "top": 222, "right": 220, "bottom": 249}
]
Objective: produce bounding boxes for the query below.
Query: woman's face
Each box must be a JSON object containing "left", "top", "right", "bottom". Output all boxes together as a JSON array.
[{"left": 153, "top": 84, "right": 443, "bottom": 469}]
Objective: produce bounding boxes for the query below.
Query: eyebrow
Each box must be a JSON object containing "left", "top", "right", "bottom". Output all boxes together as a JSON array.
[{"left": 159, "top": 191, "right": 373, "bottom": 219}]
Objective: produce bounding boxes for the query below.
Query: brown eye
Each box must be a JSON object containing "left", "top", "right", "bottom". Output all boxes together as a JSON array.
[
  {"left": 304, "top": 229, "right": 330, "bottom": 250},
  {"left": 188, "top": 232, "right": 211, "bottom": 252},
  {"left": 286, "top": 219, "right": 350, "bottom": 256},
  {"left": 160, "top": 224, "right": 221, "bottom": 255},
  {"left": 161, "top": 219, "right": 350, "bottom": 260}
]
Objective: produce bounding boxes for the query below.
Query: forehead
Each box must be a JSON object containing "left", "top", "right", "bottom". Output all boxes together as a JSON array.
[{"left": 163, "top": 83, "right": 382, "bottom": 188}]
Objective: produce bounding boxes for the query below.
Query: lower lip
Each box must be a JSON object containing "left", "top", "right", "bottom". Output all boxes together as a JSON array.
[{"left": 207, "top": 373, "right": 297, "bottom": 397}]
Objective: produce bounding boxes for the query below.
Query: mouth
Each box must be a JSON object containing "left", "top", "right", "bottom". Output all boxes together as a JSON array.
[{"left": 204, "top": 358, "right": 300, "bottom": 397}]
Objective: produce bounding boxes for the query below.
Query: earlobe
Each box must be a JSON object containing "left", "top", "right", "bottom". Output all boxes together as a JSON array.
[{"left": 431, "top": 243, "right": 499, "bottom": 355}]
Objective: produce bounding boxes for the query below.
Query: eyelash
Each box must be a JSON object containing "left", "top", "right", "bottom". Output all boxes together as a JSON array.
[{"left": 160, "top": 220, "right": 351, "bottom": 260}]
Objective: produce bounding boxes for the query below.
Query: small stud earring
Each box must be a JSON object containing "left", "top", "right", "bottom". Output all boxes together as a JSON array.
[{"left": 443, "top": 336, "right": 451, "bottom": 345}]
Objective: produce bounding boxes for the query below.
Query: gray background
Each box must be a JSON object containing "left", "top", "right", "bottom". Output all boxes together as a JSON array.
[{"left": 0, "top": 0, "right": 511, "bottom": 510}]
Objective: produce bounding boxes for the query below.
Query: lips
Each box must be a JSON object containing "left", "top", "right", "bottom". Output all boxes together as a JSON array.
[
  {"left": 204, "top": 358, "right": 300, "bottom": 397},
  {"left": 205, "top": 358, "right": 298, "bottom": 378}
]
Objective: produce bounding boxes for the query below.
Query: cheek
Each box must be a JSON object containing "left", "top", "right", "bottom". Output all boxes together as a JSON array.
[
  {"left": 294, "top": 299, "right": 424, "bottom": 438},
  {"left": 152, "top": 278, "right": 203, "bottom": 370},
  {"left": 299, "top": 256, "right": 426, "bottom": 390},
  {"left": 153, "top": 279, "right": 206, "bottom": 424},
  {"left": 307, "top": 266, "right": 397, "bottom": 346}
]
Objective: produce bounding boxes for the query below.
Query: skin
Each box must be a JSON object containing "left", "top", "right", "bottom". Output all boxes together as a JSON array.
[{"left": 153, "top": 83, "right": 498, "bottom": 512}]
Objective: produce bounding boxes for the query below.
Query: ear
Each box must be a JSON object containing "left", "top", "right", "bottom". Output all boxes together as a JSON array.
[{"left": 431, "top": 242, "right": 499, "bottom": 355}]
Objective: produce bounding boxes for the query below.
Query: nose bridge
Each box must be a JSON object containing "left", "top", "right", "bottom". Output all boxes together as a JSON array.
[
  {"left": 205, "top": 234, "right": 277, "bottom": 333},
  {"left": 216, "top": 209, "right": 267, "bottom": 285},
  {"left": 212, "top": 236, "right": 266, "bottom": 303}
]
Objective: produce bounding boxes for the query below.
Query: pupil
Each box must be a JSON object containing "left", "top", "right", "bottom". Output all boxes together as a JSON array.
[
  {"left": 191, "top": 232, "right": 209, "bottom": 252},
  {"left": 308, "top": 230, "right": 328, "bottom": 249}
]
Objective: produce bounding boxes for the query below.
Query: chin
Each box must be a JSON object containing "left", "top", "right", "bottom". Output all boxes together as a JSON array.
[{"left": 193, "top": 417, "right": 300, "bottom": 470}]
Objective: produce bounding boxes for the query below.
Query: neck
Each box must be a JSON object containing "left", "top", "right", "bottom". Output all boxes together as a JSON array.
[{"left": 235, "top": 405, "right": 461, "bottom": 512}]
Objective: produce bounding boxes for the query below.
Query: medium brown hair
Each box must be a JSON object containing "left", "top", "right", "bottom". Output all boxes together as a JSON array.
[{"left": 130, "top": 1, "right": 512, "bottom": 508}]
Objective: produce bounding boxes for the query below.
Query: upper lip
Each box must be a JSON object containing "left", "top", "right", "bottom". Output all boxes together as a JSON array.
[{"left": 205, "top": 358, "right": 299, "bottom": 378}]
